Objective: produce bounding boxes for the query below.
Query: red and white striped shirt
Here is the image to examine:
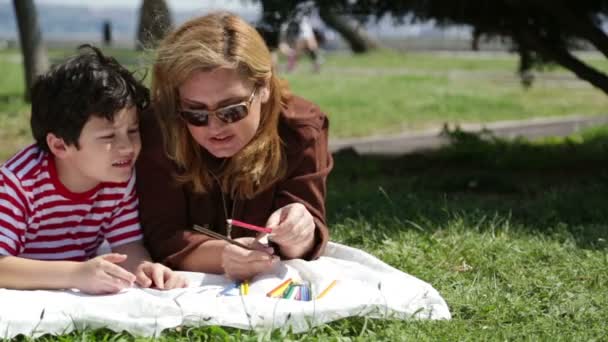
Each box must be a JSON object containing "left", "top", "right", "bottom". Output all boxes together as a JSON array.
[{"left": 0, "top": 144, "right": 142, "bottom": 261}]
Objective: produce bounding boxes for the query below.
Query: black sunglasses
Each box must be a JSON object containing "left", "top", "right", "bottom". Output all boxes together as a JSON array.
[{"left": 178, "top": 88, "right": 257, "bottom": 127}]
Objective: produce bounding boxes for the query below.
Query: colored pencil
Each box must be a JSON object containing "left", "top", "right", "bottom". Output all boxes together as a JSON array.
[
  {"left": 226, "top": 219, "right": 272, "bottom": 234},
  {"left": 294, "top": 285, "right": 302, "bottom": 301},
  {"left": 315, "top": 280, "right": 337, "bottom": 299},
  {"left": 282, "top": 283, "right": 296, "bottom": 299},
  {"left": 192, "top": 224, "right": 252, "bottom": 250},
  {"left": 218, "top": 282, "right": 238, "bottom": 296},
  {"left": 301, "top": 283, "right": 310, "bottom": 301},
  {"left": 266, "top": 278, "right": 292, "bottom": 297},
  {"left": 285, "top": 285, "right": 299, "bottom": 300}
]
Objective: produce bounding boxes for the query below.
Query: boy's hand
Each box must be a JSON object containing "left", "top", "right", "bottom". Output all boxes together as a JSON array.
[
  {"left": 72, "top": 253, "right": 136, "bottom": 295},
  {"left": 134, "top": 261, "right": 188, "bottom": 290},
  {"left": 221, "top": 237, "right": 278, "bottom": 281}
]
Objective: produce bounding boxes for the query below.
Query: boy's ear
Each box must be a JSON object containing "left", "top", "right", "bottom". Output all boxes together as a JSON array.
[{"left": 46, "top": 133, "right": 70, "bottom": 159}]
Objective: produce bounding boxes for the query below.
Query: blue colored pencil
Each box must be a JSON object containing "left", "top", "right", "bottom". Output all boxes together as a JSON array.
[
  {"left": 218, "top": 282, "right": 238, "bottom": 296},
  {"left": 301, "top": 283, "right": 310, "bottom": 301}
]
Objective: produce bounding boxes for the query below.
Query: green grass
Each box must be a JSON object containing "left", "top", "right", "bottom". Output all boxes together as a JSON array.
[
  {"left": 0, "top": 51, "right": 31, "bottom": 160},
  {"left": 321, "top": 49, "right": 608, "bottom": 73},
  {"left": 322, "top": 127, "right": 608, "bottom": 340},
  {"left": 10, "top": 126, "right": 608, "bottom": 341},
  {"left": 2, "top": 48, "right": 608, "bottom": 141},
  {"left": 324, "top": 50, "right": 521, "bottom": 70},
  {"left": 284, "top": 50, "right": 608, "bottom": 137},
  {"left": 1, "top": 48, "right": 607, "bottom": 340}
]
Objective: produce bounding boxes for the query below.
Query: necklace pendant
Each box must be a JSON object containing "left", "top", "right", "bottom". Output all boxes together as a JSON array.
[{"left": 226, "top": 221, "right": 233, "bottom": 239}]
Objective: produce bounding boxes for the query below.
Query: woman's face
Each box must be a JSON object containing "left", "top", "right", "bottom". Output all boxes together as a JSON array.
[{"left": 178, "top": 68, "right": 267, "bottom": 158}]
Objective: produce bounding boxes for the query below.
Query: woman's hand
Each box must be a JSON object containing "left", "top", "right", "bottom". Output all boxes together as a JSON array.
[
  {"left": 265, "top": 203, "right": 315, "bottom": 259},
  {"left": 72, "top": 253, "right": 136, "bottom": 295},
  {"left": 133, "top": 261, "right": 189, "bottom": 290},
  {"left": 221, "top": 237, "right": 278, "bottom": 281}
]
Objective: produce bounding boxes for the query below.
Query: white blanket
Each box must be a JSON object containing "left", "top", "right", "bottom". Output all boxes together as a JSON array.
[{"left": 0, "top": 242, "right": 450, "bottom": 338}]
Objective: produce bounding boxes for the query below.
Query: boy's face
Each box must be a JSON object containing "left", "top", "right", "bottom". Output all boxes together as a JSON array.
[{"left": 57, "top": 106, "right": 141, "bottom": 191}]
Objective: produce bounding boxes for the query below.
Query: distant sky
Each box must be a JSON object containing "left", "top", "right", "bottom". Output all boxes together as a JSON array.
[{"left": 34, "top": 0, "right": 260, "bottom": 11}]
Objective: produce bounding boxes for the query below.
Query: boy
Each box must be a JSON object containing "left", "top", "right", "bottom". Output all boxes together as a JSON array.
[{"left": 0, "top": 45, "right": 187, "bottom": 294}]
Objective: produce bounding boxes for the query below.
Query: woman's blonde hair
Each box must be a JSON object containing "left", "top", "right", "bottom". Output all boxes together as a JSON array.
[{"left": 151, "top": 12, "right": 290, "bottom": 199}]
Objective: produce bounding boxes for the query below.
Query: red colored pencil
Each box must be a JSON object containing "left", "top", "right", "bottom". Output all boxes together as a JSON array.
[{"left": 227, "top": 219, "right": 272, "bottom": 233}]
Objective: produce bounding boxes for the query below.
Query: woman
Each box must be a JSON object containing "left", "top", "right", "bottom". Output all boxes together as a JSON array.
[{"left": 136, "top": 12, "right": 333, "bottom": 280}]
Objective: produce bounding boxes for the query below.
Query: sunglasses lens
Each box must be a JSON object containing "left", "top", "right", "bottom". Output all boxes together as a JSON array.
[
  {"left": 179, "top": 102, "right": 249, "bottom": 126},
  {"left": 216, "top": 105, "right": 248, "bottom": 123},
  {"left": 180, "top": 110, "right": 209, "bottom": 126}
]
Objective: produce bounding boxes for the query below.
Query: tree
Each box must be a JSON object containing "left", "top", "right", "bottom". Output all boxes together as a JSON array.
[
  {"left": 320, "top": 0, "right": 608, "bottom": 95},
  {"left": 258, "top": 0, "right": 379, "bottom": 53},
  {"left": 13, "top": 0, "right": 49, "bottom": 102},
  {"left": 318, "top": 5, "right": 379, "bottom": 53},
  {"left": 136, "top": 0, "right": 172, "bottom": 50}
]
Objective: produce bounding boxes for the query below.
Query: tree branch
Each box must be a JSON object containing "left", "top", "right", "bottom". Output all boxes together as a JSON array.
[
  {"left": 529, "top": 0, "right": 608, "bottom": 59},
  {"left": 520, "top": 29, "right": 608, "bottom": 96}
]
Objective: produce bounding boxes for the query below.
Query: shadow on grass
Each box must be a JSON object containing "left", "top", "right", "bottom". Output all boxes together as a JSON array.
[{"left": 327, "top": 126, "right": 608, "bottom": 250}]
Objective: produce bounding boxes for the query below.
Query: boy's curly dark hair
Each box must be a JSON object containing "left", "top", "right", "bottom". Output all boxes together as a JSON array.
[{"left": 30, "top": 44, "right": 150, "bottom": 152}]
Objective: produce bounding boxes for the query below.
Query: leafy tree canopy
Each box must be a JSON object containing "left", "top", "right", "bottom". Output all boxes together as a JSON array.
[{"left": 261, "top": 0, "right": 608, "bottom": 94}]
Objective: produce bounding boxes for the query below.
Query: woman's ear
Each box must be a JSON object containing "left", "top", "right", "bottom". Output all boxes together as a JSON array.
[{"left": 260, "top": 85, "right": 271, "bottom": 104}]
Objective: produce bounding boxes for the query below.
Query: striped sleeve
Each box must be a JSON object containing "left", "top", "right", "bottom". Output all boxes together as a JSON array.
[
  {"left": 102, "top": 175, "right": 143, "bottom": 248},
  {"left": 0, "top": 168, "right": 28, "bottom": 256}
]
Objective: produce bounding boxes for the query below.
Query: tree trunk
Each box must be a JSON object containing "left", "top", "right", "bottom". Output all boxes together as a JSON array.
[
  {"left": 318, "top": 7, "right": 380, "bottom": 53},
  {"left": 13, "top": 0, "right": 49, "bottom": 102},
  {"left": 516, "top": 44, "right": 534, "bottom": 88},
  {"left": 136, "top": 0, "right": 172, "bottom": 50},
  {"left": 545, "top": 47, "right": 608, "bottom": 96}
]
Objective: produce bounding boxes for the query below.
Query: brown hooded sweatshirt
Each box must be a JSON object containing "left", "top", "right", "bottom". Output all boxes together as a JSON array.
[{"left": 135, "top": 96, "right": 333, "bottom": 269}]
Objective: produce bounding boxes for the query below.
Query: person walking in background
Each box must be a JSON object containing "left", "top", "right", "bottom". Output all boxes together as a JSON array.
[{"left": 279, "top": 8, "right": 323, "bottom": 73}]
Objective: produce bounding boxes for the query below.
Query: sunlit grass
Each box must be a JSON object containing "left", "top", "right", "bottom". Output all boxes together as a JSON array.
[
  {"left": 0, "top": 47, "right": 607, "bottom": 341},
  {"left": 10, "top": 126, "right": 608, "bottom": 341},
  {"left": 285, "top": 51, "right": 608, "bottom": 137},
  {"left": 2, "top": 48, "right": 608, "bottom": 142}
]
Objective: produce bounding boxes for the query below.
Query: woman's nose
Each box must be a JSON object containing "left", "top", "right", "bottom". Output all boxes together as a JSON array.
[{"left": 207, "top": 113, "right": 227, "bottom": 130}]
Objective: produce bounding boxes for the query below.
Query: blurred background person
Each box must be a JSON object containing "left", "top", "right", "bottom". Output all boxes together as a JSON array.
[{"left": 278, "top": 6, "right": 323, "bottom": 73}]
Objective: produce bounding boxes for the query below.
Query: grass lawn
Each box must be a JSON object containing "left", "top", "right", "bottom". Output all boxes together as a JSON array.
[
  {"left": 323, "top": 127, "right": 608, "bottom": 340},
  {"left": 1, "top": 48, "right": 607, "bottom": 340},
  {"left": 13, "top": 126, "right": 608, "bottom": 341},
  {"left": 285, "top": 50, "right": 608, "bottom": 137},
  {"left": 2, "top": 48, "right": 608, "bottom": 142}
]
